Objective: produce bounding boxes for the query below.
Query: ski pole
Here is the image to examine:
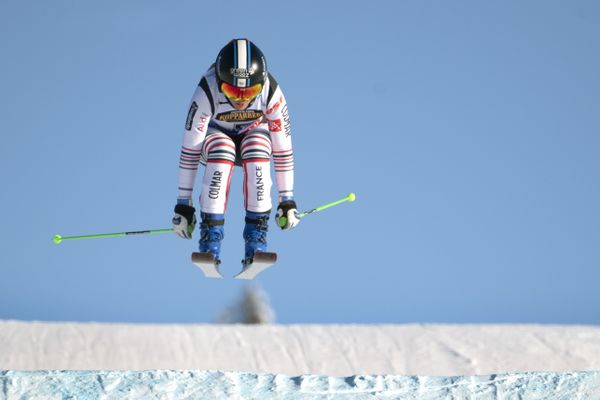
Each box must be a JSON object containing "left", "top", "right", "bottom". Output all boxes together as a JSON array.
[
  {"left": 279, "top": 192, "right": 356, "bottom": 227},
  {"left": 53, "top": 228, "right": 173, "bottom": 244}
]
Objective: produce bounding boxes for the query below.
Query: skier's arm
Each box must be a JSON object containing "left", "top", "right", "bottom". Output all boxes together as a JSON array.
[
  {"left": 177, "top": 78, "right": 213, "bottom": 203},
  {"left": 266, "top": 85, "right": 299, "bottom": 229},
  {"left": 266, "top": 87, "right": 294, "bottom": 203}
]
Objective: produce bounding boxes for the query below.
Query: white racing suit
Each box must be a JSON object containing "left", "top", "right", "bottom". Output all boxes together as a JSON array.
[{"left": 177, "top": 65, "right": 294, "bottom": 215}]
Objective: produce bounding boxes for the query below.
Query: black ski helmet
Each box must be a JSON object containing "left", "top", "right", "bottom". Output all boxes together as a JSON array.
[{"left": 216, "top": 39, "right": 267, "bottom": 88}]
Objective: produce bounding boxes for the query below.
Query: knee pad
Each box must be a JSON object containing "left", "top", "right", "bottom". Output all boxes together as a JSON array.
[
  {"left": 241, "top": 131, "right": 272, "bottom": 161},
  {"left": 202, "top": 132, "right": 236, "bottom": 164}
]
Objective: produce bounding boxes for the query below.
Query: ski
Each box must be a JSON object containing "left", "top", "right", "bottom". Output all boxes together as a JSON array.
[
  {"left": 191, "top": 251, "right": 277, "bottom": 279},
  {"left": 234, "top": 251, "right": 278, "bottom": 280},
  {"left": 191, "top": 252, "right": 223, "bottom": 278}
]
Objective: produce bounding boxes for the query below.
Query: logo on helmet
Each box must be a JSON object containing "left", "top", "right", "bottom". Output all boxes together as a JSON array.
[{"left": 230, "top": 67, "right": 256, "bottom": 78}]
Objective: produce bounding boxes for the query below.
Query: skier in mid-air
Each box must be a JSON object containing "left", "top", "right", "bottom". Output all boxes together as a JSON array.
[{"left": 171, "top": 39, "right": 299, "bottom": 274}]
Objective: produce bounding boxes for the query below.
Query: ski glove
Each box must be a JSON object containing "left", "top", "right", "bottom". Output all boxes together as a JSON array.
[
  {"left": 277, "top": 200, "right": 300, "bottom": 230},
  {"left": 172, "top": 204, "right": 197, "bottom": 239}
]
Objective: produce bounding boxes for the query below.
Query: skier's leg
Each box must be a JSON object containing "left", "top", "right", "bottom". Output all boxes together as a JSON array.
[
  {"left": 198, "top": 132, "right": 235, "bottom": 259},
  {"left": 241, "top": 130, "right": 272, "bottom": 261},
  {"left": 241, "top": 130, "right": 272, "bottom": 213}
]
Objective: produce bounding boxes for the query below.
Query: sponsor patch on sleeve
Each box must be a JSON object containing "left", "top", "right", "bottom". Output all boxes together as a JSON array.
[
  {"left": 266, "top": 96, "right": 283, "bottom": 115},
  {"left": 185, "top": 102, "right": 198, "bottom": 130},
  {"left": 268, "top": 118, "right": 282, "bottom": 132}
]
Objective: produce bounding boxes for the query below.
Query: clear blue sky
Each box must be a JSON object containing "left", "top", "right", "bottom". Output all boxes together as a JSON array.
[{"left": 1, "top": 1, "right": 599, "bottom": 324}]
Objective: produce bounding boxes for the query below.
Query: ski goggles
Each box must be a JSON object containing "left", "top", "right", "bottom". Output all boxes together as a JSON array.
[{"left": 220, "top": 82, "right": 262, "bottom": 102}]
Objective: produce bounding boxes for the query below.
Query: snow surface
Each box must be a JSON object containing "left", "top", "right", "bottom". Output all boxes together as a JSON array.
[
  {"left": 2, "top": 321, "right": 599, "bottom": 375},
  {"left": 2, "top": 370, "right": 599, "bottom": 399},
  {"left": 1, "top": 321, "right": 600, "bottom": 399}
]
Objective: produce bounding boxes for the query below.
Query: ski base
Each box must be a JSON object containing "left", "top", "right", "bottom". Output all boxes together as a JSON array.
[
  {"left": 234, "top": 251, "right": 278, "bottom": 280},
  {"left": 191, "top": 252, "right": 223, "bottom": 278}
]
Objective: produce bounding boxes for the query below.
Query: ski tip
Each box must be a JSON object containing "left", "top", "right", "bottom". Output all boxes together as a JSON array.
[
  {"left": 191, "top": 252, "right": 224, "bottom": 278},
  {"left": 191, "top": 252, "right": 216, "bottom": 263},
  {"left": 53, "top": 235, "right": 63, "bottom": 244},
  {"left": 255, "top": 251, "right": 277, "bottom": 263},
  {"left": 234, "top": 251, "right": 277, "bottom": 280}
]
